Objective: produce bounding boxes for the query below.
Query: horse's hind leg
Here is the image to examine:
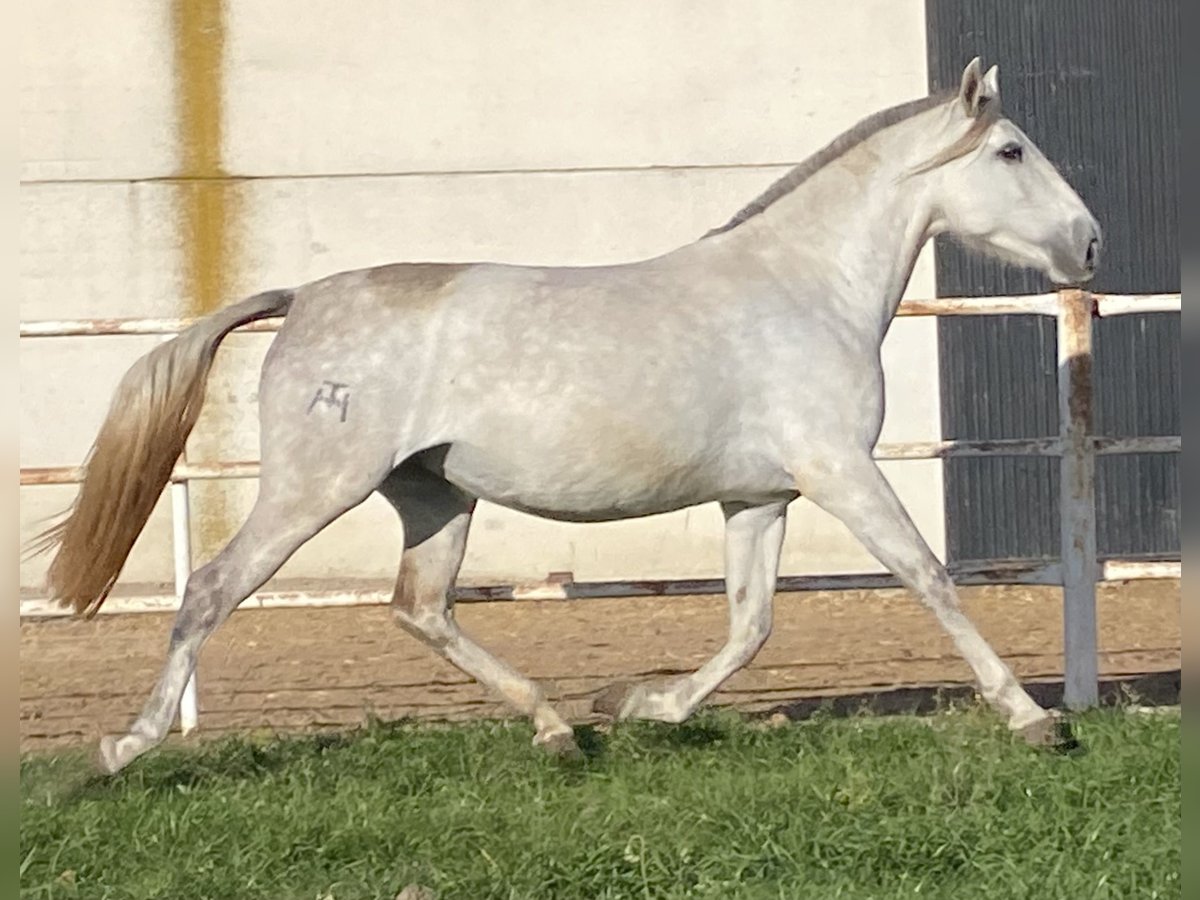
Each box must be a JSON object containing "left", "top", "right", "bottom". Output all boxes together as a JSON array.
[
  {"left": 379, "top": 464, "right": 578, "bottom": 756},
  {"left": 594, "top": 499, "right": 787, "bottom": 723},
  {"left": 98, "top": 472, "right": 383, "bottom": 775}
]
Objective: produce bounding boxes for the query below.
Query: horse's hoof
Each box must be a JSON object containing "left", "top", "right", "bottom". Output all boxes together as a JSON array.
[
  {"left": 1019, "top": 713, "right": 1079, "bottom": 752},
  {"left": 592, "top": 682, "right": 636, "bottom": 720},
  {"left": 97, "top": 736, "right": 124, "bottom": 775},
  {"left": 534, "top": 730, "right": 582, "bottom": 760}
]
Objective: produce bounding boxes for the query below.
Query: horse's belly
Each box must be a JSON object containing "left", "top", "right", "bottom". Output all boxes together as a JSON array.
[
  {"left": 437, "top": 436, "right": 792, "bottom": 522},
  {"left": 438, "top": 442, "right": 699, "bottom": 520}
]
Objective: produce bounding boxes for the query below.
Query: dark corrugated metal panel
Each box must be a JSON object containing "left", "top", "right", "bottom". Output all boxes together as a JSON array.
[
  {"left": 926, "top": 0, "right": 1180, "bottom": 562},
  {"left": 938, "top": 317, "right": 1059, "bottom": 560},
  {"left": 1094, "top": 315, "right": 1181, "bottom": 554}
]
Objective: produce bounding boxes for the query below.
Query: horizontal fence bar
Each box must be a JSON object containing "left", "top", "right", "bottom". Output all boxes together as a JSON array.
[
  {"left": 21, "top": 461, "right": 259, "bottom": 486},
  {"left": 1093, "top": 293, "right": 1182, "bottom": 317},
  {"left": 17, "top": 293, "right": 1180, "bottom": 344},
  {"left": 23, "top": 291, "right": 1178, "bottom": 340},
  {"left": 874, "top": 437, "right": 1061, "bottom": 459},
  {"left": 1094, "top": 435, "right": 1181, "bottom": 455},
  {"left": 19, "top": 434, "right": 1181, "bottom": 488},
  {"left": 895, "top": 294, "right": 1062, "bottom": 317},
  {"left": 18, "top": 557, "right": 1178, "bottom": 619},
  {"left": 1100, "top": 559, "right": 1182, "bottom": 581},
  {"left": 18, "top": 317, "right": 283, "bottom": 338}
]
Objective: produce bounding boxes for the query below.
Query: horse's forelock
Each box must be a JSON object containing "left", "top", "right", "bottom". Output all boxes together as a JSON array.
[{"left": 904, "top": 107, "right": 998, "bottom": 178}]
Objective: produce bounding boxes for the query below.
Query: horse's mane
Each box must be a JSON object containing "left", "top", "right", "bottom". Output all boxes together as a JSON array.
[{"left": 704, "top": 90, "right": 981, "bottom": 238}]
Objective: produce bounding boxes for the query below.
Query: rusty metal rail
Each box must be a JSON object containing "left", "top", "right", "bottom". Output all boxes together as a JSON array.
[
  {"left": 19, "top": 289, "right": 1182, "bottom": 727},
  {"left": 16, "top": 435, "right": 1184, "bottom": 488},
  {"left": 16, "top": 291, "right": 1183, "bottom": 338}
]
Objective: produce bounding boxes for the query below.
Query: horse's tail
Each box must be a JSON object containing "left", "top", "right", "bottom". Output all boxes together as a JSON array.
[{"left": 29, "top": 289, "right": 294, "bottom": 618}]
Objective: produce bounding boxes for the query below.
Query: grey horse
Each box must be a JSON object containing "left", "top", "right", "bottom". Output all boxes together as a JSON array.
[{"left": 35, "top": 59, "right": 1101, "bottom": 773}]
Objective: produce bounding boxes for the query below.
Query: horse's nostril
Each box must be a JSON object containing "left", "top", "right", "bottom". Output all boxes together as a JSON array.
[{"left": 1085, "top": 238, "right": 1099, "bottom": 269}]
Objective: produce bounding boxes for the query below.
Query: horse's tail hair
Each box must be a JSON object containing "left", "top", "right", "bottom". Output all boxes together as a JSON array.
[{"left": 28, "top": 289, "right": 294, "bottom": 618}]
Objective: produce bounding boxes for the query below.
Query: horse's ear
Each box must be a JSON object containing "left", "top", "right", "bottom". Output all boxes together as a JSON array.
[
  {"left": 981, "top": 64, "right": 1001, "bottom": 109},
  {"left": 958, "top": 57, "right": 988, "bottom": 117}
]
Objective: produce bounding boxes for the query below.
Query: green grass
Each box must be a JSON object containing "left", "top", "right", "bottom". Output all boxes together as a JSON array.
[{"left": 20, "top": 707, "right": 1179, "bottom": 900}]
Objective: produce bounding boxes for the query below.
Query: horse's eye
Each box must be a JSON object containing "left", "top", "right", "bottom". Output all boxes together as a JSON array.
[{"left": 997, "top": 142, "right": 1024, "bottom": 163}]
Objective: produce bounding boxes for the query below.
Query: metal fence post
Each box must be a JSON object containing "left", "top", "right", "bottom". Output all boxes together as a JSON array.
[
  {"left": 1057, "top": 288, "right": 1099, "bottom": 708},
  {"left": 171, "top": 477, "right": 200, "bottom": 734}
]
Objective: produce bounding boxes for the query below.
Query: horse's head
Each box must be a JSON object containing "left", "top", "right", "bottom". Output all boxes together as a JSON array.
[{"left": 918, "top": 58, "right": 1102, "bottom": 285}]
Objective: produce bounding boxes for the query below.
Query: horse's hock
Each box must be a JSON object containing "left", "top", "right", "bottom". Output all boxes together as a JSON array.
[{"left": 19, "top": 580, "right": 1179, "bottom": 750}]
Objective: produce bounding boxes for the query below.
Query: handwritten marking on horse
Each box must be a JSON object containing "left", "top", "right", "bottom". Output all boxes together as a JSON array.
[{"left": 307, "top": 381, "right": 351, "bottom": 422}]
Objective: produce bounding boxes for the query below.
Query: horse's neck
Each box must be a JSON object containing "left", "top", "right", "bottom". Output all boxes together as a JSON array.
[{"left": 712, "top": 119, "right": 940, "bottom": 343}]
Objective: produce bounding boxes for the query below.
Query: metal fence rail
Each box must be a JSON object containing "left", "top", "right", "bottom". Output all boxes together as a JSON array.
[{"left": 19, "top": 289, "right": 1182, "bottom": 733}]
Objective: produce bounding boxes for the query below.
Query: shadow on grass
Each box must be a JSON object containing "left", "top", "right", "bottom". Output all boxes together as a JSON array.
[
  {"left": 561, "top": 719, "right": 728, "bottom": 765},
  {"left": 756, "top": 669, "right": 1179, "bottom": 723},
  {"left": 632, "top": 719, "right": 729, "bottom": 750},
  {"left": 41, "top": 727, "right": 376, "bottom": 804},
  {"left": 755, "top": 669, "right": 1178, "bottom": 758},
  {"left": 571, "top": 724, "right": 607, "bottom": 761}
]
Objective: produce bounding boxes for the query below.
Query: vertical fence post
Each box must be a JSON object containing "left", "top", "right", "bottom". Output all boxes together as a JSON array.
[
  {"left": 171, "top": 476, "right": 200, "bottom": 734},
  {"left": 1057, "top": 288, "right": 1099, "bottom": 709}
]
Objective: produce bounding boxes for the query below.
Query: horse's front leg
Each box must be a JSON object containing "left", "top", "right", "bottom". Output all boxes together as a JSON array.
[
  {"left": 593, "top": 499, "right": 787, "bottom": 723},
  {"left": 791, "top": 450, "right": 1068, "bottom": 745}
]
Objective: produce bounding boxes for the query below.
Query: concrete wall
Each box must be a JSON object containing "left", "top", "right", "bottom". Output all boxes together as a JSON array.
[{"left": 19, "top": 1, "right": 943, "bottom": 594}]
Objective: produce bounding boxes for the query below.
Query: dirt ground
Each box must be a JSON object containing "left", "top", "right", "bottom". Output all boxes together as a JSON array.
[{"left": 20, "top": 580, "right": 1180, "bottom": 751}]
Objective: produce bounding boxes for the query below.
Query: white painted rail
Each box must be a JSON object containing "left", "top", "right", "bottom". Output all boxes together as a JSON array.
[{"left": 19, "top": 290, "right": 1181, "bottom": 723}]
